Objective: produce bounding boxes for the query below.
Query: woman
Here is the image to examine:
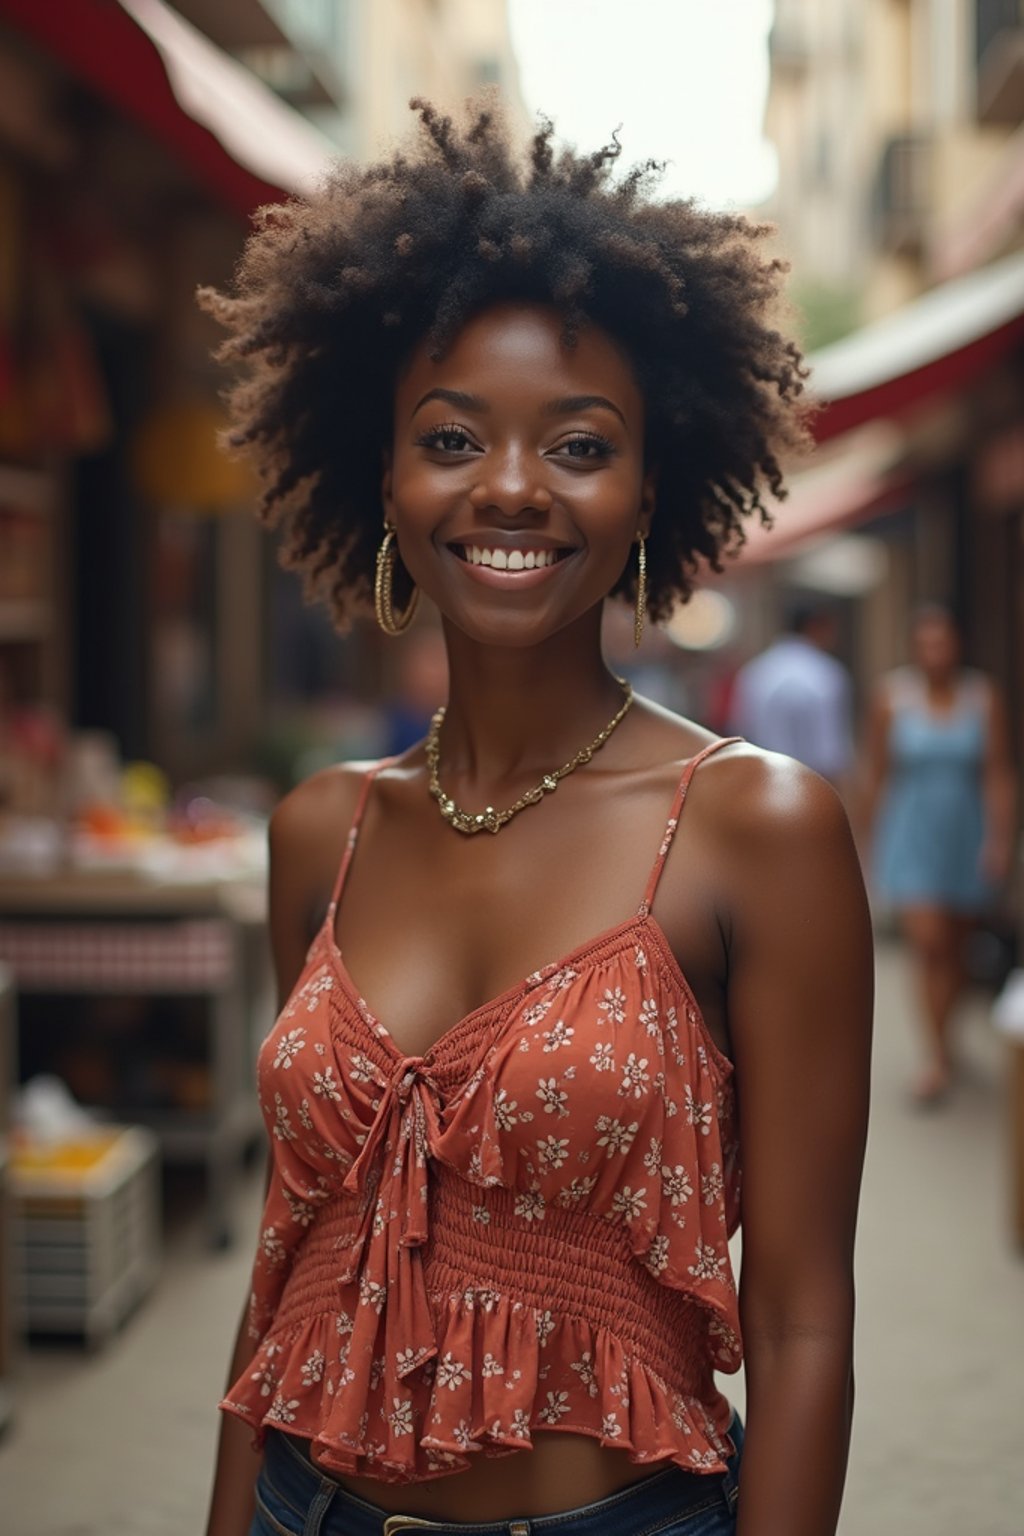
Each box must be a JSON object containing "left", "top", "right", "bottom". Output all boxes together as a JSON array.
[
  {"left": 866, "top": 605, "right": 1015, "bottom": 1103},
  {"left": 202, "top": 104, "right": 872, "bottom": 1536}
]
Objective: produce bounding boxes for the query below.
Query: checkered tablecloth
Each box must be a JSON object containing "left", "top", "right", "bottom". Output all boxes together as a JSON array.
[{"left": 0, "top": 919, "right": 237, "bottom": 991}]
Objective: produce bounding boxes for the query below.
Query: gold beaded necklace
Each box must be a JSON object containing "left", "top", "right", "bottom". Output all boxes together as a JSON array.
[{"left": 426, "top": 680, "right": 634, "bottom": 835}]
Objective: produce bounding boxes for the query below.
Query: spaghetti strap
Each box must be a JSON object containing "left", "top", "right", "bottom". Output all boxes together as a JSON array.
[
  {"left": 328, "top": 759, "right": 394, "bottom": 913},
  {"left": 640, "top": 737, "right": 743, "bottom": 915}
]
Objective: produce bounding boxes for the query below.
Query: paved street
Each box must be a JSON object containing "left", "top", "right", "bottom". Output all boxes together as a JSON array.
[{"left": 2, "top": 942, "right": 1021, "bottom": 1535}]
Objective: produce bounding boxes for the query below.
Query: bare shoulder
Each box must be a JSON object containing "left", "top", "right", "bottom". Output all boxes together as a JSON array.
[
  {"left": 690, "top": 740, "right": 856, "bottom": 857},
  {"left": 270, "top": 761, "right": 374, "bottom": 850}
]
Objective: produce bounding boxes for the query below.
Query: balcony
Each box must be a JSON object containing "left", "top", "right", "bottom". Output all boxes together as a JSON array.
[
  {"left": 976, "top": 0, "right": 1024, "bottom": 124},
  {"left": 871, "top": 134, "right": 932, "bottom": 257}
]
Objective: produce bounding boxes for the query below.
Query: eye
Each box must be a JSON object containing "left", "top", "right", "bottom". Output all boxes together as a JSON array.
[
  {"left": 554, "top": 432, "right": 617, "bottom": 461},
  {"left": 415, "top": 423, "right": 477, "bottom": 453}
]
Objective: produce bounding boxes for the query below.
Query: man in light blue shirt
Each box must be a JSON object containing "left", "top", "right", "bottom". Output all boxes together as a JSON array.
[{"left": 729, "top": 606, "right": 854, "bottom": 787}]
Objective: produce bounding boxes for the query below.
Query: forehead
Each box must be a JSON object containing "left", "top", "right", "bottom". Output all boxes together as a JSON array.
[{"left": 396, "top": 302, "right": 644, "bottom": 414}]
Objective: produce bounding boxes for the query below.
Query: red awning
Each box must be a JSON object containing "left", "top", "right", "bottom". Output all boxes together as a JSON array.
[
  {"left": 0, "top": 0, "right": 333, "bottom": 218},
  {"left": 810, "top": 248, "right": 1024, "bottom": 442}
]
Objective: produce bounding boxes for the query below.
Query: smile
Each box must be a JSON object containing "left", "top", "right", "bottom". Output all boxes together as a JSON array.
[{"left": 454, "top": 544, "right": 570, "bottom": 570}]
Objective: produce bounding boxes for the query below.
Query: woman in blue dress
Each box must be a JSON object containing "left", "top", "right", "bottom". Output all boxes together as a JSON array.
[{"left": 866, "top": 606, "right": 1015, "bottom": 1102}]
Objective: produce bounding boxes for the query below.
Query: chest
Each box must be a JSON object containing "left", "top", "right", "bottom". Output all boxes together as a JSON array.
[{"left": 330, "top": 777, "right": 730, "bottom": 1064}]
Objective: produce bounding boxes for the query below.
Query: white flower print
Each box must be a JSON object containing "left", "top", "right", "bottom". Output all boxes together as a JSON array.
[
  {"left": 589, "top": 1041, "right": 615, "bottom": 1073},
  {"left": 493, "top": 1088, "right": 521, "bottom": 1131},
  {"left": 336, "top": 1310, "right": 354, "bottom": 1336},
  {"left": 688, "top": 1241, "right": 727, "bottom": 1283},
  {"left": 601, "top": 1413, "right": 622, "bottom": 1439},
  {"left": 300, "top": 1349, "right": 325, "bottom": 1385},
  {"left": 662, "top": 1164, "right": 694, "bottom": 1206},
  {"left": 471, "top": 1204, "right": 491, "bottom": 1225},
  {"left": 594, "top": 1114, "right": 639, "bottom": 1157},
  {"left": 300, "top": 973, "right": 333, "bottom": 1011},
  {"left": 639, "top": 998, "right": 660, "bottom": 1036},
  {"left": 548, "top": 966, "right": 579, "bottom": 992},
  {"left": 534, "top": 1309, "right": 556, "bottom": 1345},
  {"left": 542, "top": 1018, "right": 574, "bottom": 1052},
  {"left": 283, "top": 1189, "right": 316, "bottom": 1227},
  {"left": 510, "top": 1408, "right": 532, "bottom": 1438},
  {"left": 273, "top": 1028, "right": 306, "bottom": 1069},
  {"left": 349, "top": 1052, "right": 377, "bottom": 1085},
  {"left": 644, "top": 1233, "right": 671, "bottom": 1275},
  {"left": 266, "top": 1393, "right": 300, "bottom": 1424},
  {"left": 522, "top": 997, "right": 553, "bottom": 1028},
  {"left": 598, "top": 987, "right": 627, "bottom": 1025},
  {"left": 634, "top": 944, "right": 648, "bottom": 971},
  {"left": 259, "top": 1225, "right": 286, "bottom": 1265},
  {"left": 536, "top": 1077, "right": 569, "bottom": 1117},
  {"left": 537, "top": 1135, "right": 570, "bottom": 1171},
  {"left": 611, "top": 1185, "right": 648, "bottom": 1221},
  {"left": 701, "top": 1163, "right": 725, "bottom": 1206},
  {"left": 619, "top": 1052, "right": 651, "bottom": 1099},
  {"left": 685, "top": 1085, "right": 713, "bottom": 1135},
  {"left": 556, "top": 1174, "right": 597, "bottom": 1206},
  {"left": 453, "top": 1419, "right": 482, "bottom": 1450},
  {"left": 387, "top": 1397, "right": 414, "bottom": 1435},
  {"left": 249, "top": 1352, "right": 280, "bottom": 1397},
  {"left": 514, "top": 1186, "right": 546, "bottom": 1222},
  {"left": 570, "top": 1350, "right": 599, "bottom": 1397},
  {"left": 538, "top": 1390, "right": 571, "bottom": 1424},
  {"left": 435, "top": 1352, "right": 470, "bottom": 1391},
  {"left": 481, "top": 1353, "right": 505, "bottom": 1377},
  {"left": 359, "top": 1276, "right": 387, "bottom": 1312},
  {"left": 643, "top": 1136, "right": 663, "bottom": 1176},
  {"left": 312, "top": 1066, "right": 341, "bottom": 1101},
  {"left": 271, "top": 1094, "right": 296, "bottom": 1141},
  {"left": 297, "top": 1098, "right": 313, "bottom": 1131},
  {"left": 689, "top": 1449, "right": 722, "bottom": 1469}
]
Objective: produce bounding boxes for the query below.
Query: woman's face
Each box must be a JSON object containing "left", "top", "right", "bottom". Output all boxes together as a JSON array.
[
  {"left": 912, "top": 613, "right": 959, "bottom": 680},
  {"left": 384, "top": 302, "right": 654, "bottom": 649}
]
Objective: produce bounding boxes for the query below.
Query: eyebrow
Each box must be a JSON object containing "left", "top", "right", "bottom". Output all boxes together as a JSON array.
[
  {"left": 412, "top": 387, "right": 627, "bottom": 427},
  {"left": 412, "top": 388, "right": 488, "bottom": 417},
  {"left": 541, "top": 394, "right": 627, "bottom": 426}
]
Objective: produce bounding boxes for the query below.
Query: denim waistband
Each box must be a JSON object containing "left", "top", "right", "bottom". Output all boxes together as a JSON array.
[{"left": 258, "top": 1418, "right": 743, "bottom": 1536}]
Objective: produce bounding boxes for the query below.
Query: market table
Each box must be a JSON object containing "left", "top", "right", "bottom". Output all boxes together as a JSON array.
[{"left": 0, "top": 868, "right": 271, "bottom": 1247}]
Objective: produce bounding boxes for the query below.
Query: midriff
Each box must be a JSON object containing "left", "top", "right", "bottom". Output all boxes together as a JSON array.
[{"left": 307, "top": 1430, "right": 677, "bottom": 1520}]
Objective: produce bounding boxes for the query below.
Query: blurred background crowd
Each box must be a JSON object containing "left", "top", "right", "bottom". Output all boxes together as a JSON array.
[{"left": 0, "top": 3, "right": 1022, "bottom": 1533}]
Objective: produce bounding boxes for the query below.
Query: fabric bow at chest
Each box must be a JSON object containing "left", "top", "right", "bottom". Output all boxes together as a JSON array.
[{"left": 333, "top": 1056, "right": 446, "bottom": 1393}]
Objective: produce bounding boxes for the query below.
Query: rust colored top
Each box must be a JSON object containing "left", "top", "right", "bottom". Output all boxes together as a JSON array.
[{"left": 222, "top": 739, "right": 743, "bottom": 1484}]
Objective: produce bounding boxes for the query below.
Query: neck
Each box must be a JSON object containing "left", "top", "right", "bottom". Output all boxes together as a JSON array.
[{"left": 435, "top": 606, "right": 627, "bottom": 789}]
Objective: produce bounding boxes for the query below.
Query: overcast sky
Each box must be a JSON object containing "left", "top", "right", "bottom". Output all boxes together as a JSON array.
[{"left": 507, "top": 0, "right": 777, "bottom": 209}]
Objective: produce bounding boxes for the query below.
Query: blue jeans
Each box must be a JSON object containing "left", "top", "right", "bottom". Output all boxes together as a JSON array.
[{"left": 250, "top": 1418, "right": 743, "bottom": 1536}]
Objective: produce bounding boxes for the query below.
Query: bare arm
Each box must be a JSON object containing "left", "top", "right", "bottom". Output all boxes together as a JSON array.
[
  {"left": 719, "top": 756, "right": 873, "bottom": 1536},
  {"left": 204, "top": 777, "right": 352, "bottom": 1536},
  {"left": 980, "top": 684, "right": 1017, "bottom": 885}
]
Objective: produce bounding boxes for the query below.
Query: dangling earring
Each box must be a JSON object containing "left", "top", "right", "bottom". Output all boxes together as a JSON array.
[
  {"left": 634, "top": 532, "right": 647, "bottom": 649},
  {"left": 374, "top": 524, "right": 419, "bottom": 636}
]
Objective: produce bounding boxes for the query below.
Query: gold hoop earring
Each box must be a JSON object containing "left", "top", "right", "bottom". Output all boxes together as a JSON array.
[
  {"left": 374, "top": 524, "right": 419, "bottom": 636},
  {"left": 634, "top": 532, "right": 647, "bottom": 648}
]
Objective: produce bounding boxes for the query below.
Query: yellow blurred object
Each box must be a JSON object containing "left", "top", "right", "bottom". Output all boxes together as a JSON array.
[
  {"left": 12, "top": 1128, "right": 123, "bottom": 1178},
  {"left": 121, "top": 760, "right": 169, "bottom": 820},
  {"left": 131, "top": 399, "right": 255, "bottom": 510}
]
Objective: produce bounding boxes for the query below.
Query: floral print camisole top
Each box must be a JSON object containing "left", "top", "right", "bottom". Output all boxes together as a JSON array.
[{"left": 222, "top": 738, "right": 743, "bottom": 1485}]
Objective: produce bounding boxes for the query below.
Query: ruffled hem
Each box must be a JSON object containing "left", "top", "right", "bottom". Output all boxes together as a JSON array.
[{"left": 221, "top": 1291, "right": 736, "bottom": 1484}]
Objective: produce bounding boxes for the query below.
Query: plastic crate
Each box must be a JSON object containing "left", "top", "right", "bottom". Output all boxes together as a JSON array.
[{"left": 11, "top": 1126, "right": 160, "bottom": 1346}]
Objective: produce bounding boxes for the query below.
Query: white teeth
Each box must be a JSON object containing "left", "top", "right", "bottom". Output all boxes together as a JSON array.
[{"left": 461, "top": 546, "right": 563, "bottom": 569}]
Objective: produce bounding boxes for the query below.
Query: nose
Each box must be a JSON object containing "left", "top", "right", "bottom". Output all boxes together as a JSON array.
[{"left": 468, "top": 443, "right": 552, "bottom": 519}]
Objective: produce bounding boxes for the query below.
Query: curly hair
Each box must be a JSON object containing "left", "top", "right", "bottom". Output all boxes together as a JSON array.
[{"left": 200, "top": 100, "right": 809, "bottom": 627}]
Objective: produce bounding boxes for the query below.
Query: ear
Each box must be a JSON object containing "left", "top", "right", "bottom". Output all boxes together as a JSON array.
[
  {"left": 638, "top": 465, "right": 657, "bottom": 538},
  {"left": 381, "top": 449, "right": 394, "bottom": 524}
]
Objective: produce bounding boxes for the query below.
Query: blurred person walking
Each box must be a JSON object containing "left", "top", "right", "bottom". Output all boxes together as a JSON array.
[
  {"left": 201, "top": 103, "right": 870, "bottom": 1536},
  {"left": 729, "top": 605, "right": 854, "bottom": 788},
  {"left": 865, "top": 605, "right": 1015, "bottom": 1104}
]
